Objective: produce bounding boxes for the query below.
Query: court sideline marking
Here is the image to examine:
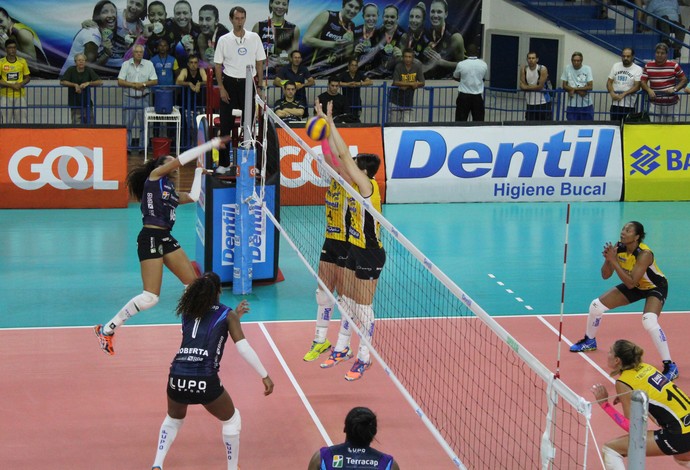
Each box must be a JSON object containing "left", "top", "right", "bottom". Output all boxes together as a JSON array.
[{"left": 258, "top": 322, "right": 334, "bottom": 446}]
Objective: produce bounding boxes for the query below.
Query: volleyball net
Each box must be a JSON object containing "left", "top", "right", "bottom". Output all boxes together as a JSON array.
[{"left": 250, "top": 97, "right": 594, "bottom": 469}]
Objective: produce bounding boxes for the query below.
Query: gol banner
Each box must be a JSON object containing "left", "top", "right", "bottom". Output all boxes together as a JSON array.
[
  {"left": 0, "top": 128, "right": 128, "bottom": 208},
  {"left": 279, "top": 126, "right": 386, "bottom": 206},
  {"left": 623, "top": 124, "right": 690, "bottom": 201}
]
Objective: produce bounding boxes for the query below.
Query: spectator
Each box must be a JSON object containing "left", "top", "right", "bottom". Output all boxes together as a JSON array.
[
  {"left": 607, "top": 47, "right": 643, "bottom": 122},
  {"left": 274, "top": 80, "right": 306, "bottom": 122},
  {"left": 640, "top": 42, "right": 687, "bottom": 123},
  {"left": 273, "top": 50, "right": 314, "bottom": 107},
  {"left": 561, "top": 51, "right": 594, "bottom": 121},
  {"left": 389, "top": 48, "right": 424, "bottom": 123},
  {"left": 213, "top": 5, "right": 266, "bottom": 172},
  {"left": 317, "top": 76, "right": 347, "bottom": 119},
  {"left": 308, "top": 407, "right": 399, "bottom": 470},
  {"left": 197, "top": 4, "right": 229, "bottom": 66},
  {"left": 519, "top": 51, "right": 552, "bottom": 121},
  {"left": 645, "top": 0, "right": 685, "bottom": 59},
  {"left": 338, "top": 58, "right": 372, "bottom": 118},
  {"left": 117, "top": 43, "right": 158, "bottom": 148},
  {"left": 453, "top": 43, "right": 487, "bottom": 122},
  {"left": 59, "top": 53, "right": 103, "bottom": 125},
  {"left": 0, "top": 38, "right": 31, "bottom": 124},
  {"left": 151, "top": 37, "right": 179, "bottom": 86},
  {"left": 176, "top": 53, "right": 206, "bottom": 105}
]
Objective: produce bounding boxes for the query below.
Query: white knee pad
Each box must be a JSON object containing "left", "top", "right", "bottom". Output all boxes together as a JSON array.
[
  {"left": 590, "top": 298, "right": 609, "bottom": 318},
  {"left": 135, "top": 290, "right": 160, "bottom": 312},
  {"left": 222, "top": 409, "right": 241, "bottom": 436},
  {"left": 338, "top": 295, "right": 356, "bottom": 323},
  {"left": 642, "top": 312, "right": 659, "bottom": 332},
  {"left": 315, "top": 288, "right": 334, "bottom": 308},
  {"left": 602, "top": 445, "right": 626, "bottom": 470}
]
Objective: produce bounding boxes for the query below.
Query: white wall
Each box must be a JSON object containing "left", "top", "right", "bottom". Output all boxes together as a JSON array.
[{"left": 482, "top": 0, "right": 621, "bottom": 90}]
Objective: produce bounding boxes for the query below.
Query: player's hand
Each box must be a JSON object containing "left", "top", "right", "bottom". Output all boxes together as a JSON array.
[
  {"left": 591, "top": 383, "right": 609, "bottom": 402},
  {"left": 262, "top": 375, "right": 274, "bottom": 396},
  {"left": 234, "top": 299, "right": 250, "bottom": 318}
]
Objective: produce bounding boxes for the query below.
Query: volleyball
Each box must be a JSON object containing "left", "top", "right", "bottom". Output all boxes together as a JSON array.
[{"left": 306, "top": 117, "right": 330, "bottom": 141}]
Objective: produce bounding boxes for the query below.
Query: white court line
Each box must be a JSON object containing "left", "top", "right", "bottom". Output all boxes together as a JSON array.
[
  {"left": 488, "top": 273, "right": 533, "bottom": 311},
  {"left": 257, "top": 322, "right": 334, "bottom": 446}
]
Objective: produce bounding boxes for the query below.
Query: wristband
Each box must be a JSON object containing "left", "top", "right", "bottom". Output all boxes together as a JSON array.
[{"left": 601, "top": 402, "right": 630, "bottom": 432}]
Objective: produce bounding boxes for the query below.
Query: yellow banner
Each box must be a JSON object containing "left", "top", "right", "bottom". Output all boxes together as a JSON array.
[{"left": 623, "top": 124, "right": 690, "bottom": 201}]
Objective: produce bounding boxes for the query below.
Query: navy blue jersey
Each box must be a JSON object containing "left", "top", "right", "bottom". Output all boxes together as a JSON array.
[
  {"left": 318, "top": 443, "right": 395, "bottom": 470},
  {"left": 141, "top": 176, "right": 179, "bottom": 229},
  {"left": 169, "top": 303, "right": 231, "bottom": 376}
]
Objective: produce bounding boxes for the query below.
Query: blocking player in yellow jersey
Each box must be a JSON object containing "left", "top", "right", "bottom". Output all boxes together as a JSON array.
[
  {"left": 591, "top": 339, "right": 690, "bottom": 469},
  {"left": 570, "top": 221, "right": 678, "bottom": 381},
  {"left": 313, "top": 99, "right": 385, "bottom": 381}
]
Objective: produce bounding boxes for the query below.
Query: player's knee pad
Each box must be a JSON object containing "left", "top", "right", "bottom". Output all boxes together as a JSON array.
[
  {"left": 590, "top": 298, "right": 609, "bottom": 317},
  {"left": 222, "top": 409, "right": 241, "bottom": 436},
  {"left": 338, "top": 295, "right": 355, "bottom": 320},
  {"left": 642, "top": 312, "right": 660, "bottom": 332},
  {"left": 602, "top": 445, "right": 625, "bottom": 470},
  {"left": 315, "top": 288, "right": 334, "bottom": 308},
  {"left": 163, "top": 414, "right": 184, "bottom": 431},
  {"left": 135, "top": 291, "right": 159, "bottom": 311},
  {"left": 674, "top": 457, "right": 690, "bottom": 468}
]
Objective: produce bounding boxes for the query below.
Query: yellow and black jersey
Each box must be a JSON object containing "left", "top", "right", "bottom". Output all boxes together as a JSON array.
[
  {"left": 619, "top": 363, "right": 690, "bottom": 434},
  {"left": 616, "top": 242, "right": 666, "bottom": 290},
  {"left": 324, "top": 179, "right": 348, "bottom": 242},
  {"left": 347, "top": 178, "right": 382, "bottom": 250}
]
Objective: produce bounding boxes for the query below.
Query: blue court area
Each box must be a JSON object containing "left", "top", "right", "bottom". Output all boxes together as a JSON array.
[{"left": 2, "top": 201, "right": 689, "bottom": 330}]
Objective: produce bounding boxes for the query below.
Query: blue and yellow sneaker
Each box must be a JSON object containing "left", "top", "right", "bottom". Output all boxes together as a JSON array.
[
  {"left": 345, "top": 359, "right": 372, "bottom": 381},
  {"left": 320, "top": 346, "right": 352, "bottom": 368},
  {"left": 303, "top": 339, "right": 332, "bottom": 362},
  {"left": 569, "top": 336, "right": 597, "bottom": 353},
  {"left": 663, "top": 361, "right": 679, "bottom": 381}
]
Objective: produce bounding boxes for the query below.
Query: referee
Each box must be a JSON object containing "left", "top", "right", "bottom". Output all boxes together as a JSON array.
[{"left": 214, "top": 6, "right": 266, "bottom": 173}]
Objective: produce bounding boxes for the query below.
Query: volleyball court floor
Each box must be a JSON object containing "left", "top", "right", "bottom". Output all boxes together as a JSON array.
[{"left": 1, "top": 201, "right": 689, "bottom": 469}]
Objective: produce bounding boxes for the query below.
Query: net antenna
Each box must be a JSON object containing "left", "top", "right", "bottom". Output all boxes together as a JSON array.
[
  {"left": 256, "top": 96, "right": 594, "bottom": 468},
  {"left": 555, "top": 203, "right": 571, "bottom": 379}
]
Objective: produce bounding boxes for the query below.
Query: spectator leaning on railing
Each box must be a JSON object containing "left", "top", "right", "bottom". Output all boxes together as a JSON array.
[
  {"left": 0, "top": 38, "right": 31, "bottom": 124},
  {"left": 117, "top": 44, "right": 158, "bottom": 148},
  {"left": 561, "top": 51, "right": 594, "bottom": 121},
  {"left": 59, "top": 52, "right": 103, "bottom": 125},
  {"left": 606, "top": 47, "right": 642, "bottom": 122},
  {"left": 519, "top": 51, "right": 552, "bottom": 122},
  {"left": 640, "top": 42, "right": 687, "bottom": 123}
]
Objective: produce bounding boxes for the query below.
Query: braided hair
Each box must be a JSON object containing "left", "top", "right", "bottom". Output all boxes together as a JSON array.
[
  {"left": 176, "top": 272, "right": 221, "bottom": 320},
  {"left": 344, "top": 406, "right": 378, "bottom": 447}
]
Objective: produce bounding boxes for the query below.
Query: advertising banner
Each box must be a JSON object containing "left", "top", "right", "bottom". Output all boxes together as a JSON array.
[
  {"left": 0, "top": 127, "right": 128, "bottom": 208},
  {"left": 384, "top": 125, "right": 623, "bottom": 203},
  {"left": 1, "top": 0, "right": 480, "bottom": 80},
  {"left": 280, "top": 126, "right": 386, "bottom": 205},
  {"left": 623, "top": 124, "right": 690, "bottom": 201}
]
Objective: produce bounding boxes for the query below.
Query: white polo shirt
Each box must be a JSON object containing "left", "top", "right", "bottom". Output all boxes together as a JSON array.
[{"left": 214, "top": 29, "right": 266, "bottom": 79}]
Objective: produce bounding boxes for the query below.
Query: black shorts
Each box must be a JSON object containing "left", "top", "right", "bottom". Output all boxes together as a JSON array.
[
  {"left": 137, "top": 227, "right": 181, "bottom": 261},
  {"left": 166, "top": 374, "right": 225, "bottom": 405},
  {"left": 616, "top": 279, "right": 668, "bottom": 305},
  {"left": 654, "top": 427, "right": 690, "bottom": 455},
  {"left": 320, "top": 238, "right": 349, "bottom": 267},
  {"left": 345, "top": 245, "right": 386, "bottom": 280}
]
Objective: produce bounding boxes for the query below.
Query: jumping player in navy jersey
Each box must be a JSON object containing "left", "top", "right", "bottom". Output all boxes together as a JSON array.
[
  {"left": 94, "top": 137, "right": 229, "bottom": 356},
  {"left": 308, "top": 407, "right": 399, "bottom": 470},
  {"left": 151, "top": 272, "right": 274, "bottom": 470}
]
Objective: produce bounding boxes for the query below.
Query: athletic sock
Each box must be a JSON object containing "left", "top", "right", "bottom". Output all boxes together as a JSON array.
[
  {"left": 222, "top": 410, "right": 241, "bottom": 470},
  {"left": 585, "top": 298, "right": 609, "bottom": 339},
  {"left": 642, "top": 312, "right": 671, "bottom": 362},
  {"left": 152, "top": 415, "right": 183, "bottom": 468}
]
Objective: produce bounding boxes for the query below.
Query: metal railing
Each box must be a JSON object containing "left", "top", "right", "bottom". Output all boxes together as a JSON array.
[{"left": 2, "top": 82, "right": 689, "bottom": 152}]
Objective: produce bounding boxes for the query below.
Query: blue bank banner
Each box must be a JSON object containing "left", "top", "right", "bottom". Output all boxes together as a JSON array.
[{"left": 0, "top": 0, "right": 481, "bottom": 79}]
